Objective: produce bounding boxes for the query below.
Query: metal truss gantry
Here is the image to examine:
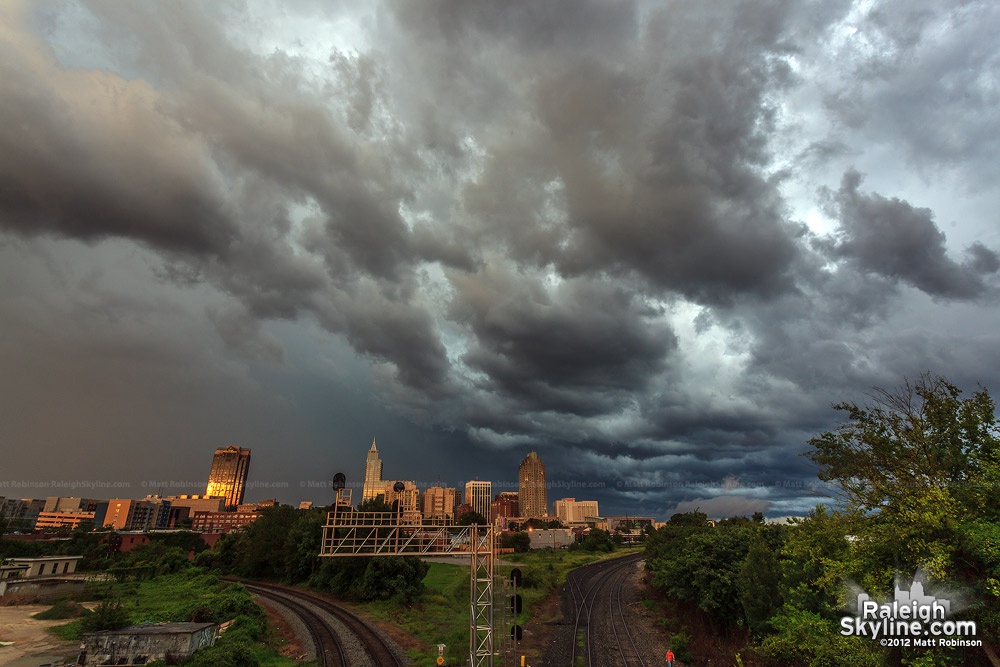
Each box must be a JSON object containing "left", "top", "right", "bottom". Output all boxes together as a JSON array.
[{"left": 320, "top": 489, "right": 497, "bottom": 667}]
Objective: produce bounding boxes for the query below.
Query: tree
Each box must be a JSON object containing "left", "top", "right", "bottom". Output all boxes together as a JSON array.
[
  {"left": 456, "top": 511, "right": 487, "bottom": 526},
  {"left": 807, "top": 375, "right": 1000, "bottom": 663},
  {"left": 738, "top": 534, "right": 782, "bottom": 637},
  {"left": 808, "top": 374, "right": 1000, "bottom": 521}
]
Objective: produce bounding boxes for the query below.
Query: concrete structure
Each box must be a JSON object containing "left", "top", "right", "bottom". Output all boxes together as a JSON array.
[
  {"left": 191, "top": 510, "right": 261, "bottom": 533},
  {"left": 527, "top": 528, "right": 574, "bottom": 550},
  {"left": 161, "top": 495, "right": 226, "bottom": 514},
  {"left": 0, "top": 498, "right": 46, "bottom": 529},
  {"left": 464, "top": 481, "right": 491, "bottom": 521},
  {"left": 606, "top": 516, "right": 655, "bottom": 531},
  {"left": 80, "top": 622, "right": 216, "bottom": 665},
  {"left": 362, "top": 438, "right": 384, "bottom": 502},
  {"left": 6, "top": 556, "right": 80, "bottom": 578},
  {"left": 299, "top": 501, "right": 314, "bottom": 510},
  {"left": 421, "top": 486, "right": 457, "bottom": 520},
  {"left": 553, "top": 498, "right": 599, "bottom": 524},
  {"left": 43, "top": 497, "right": 99, "bottom": 513},
  {"left": 454, "top": 502, "right": 474, "bottom": 520},
  {"left": 97, "top": 499, "right": 172, "bottom": 531},
  {"left": 34, "top": 510, "right": 95, "bottom": 530},
  {"left": 205, "top": 446, "right": 251, "bottom": 510},
  {"left": 518, "top": 452, "right": 547, "bottom": 519},
  {"left": 490, "top": 492, "right": 519, "bottom": 524}
]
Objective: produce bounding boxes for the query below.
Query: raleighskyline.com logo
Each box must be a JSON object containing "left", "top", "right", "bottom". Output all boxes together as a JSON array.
[{"left": 840, "top": 578, "right": 980, "bottom": 648}]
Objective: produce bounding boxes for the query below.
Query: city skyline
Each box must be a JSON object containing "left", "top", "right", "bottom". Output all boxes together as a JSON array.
[{"left": 3, "top": 2, "right": 1000, "bottom": 521}]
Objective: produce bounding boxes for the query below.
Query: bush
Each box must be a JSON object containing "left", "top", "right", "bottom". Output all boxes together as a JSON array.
[
  {"left": 33, "top": 600, "right": 87, "bottom": 620},
  {"left": 669, "top": 630, "right": 692, "bottom": 663},
  {"left": 79, "top": 599, "right": 130, "bottom": 632}
]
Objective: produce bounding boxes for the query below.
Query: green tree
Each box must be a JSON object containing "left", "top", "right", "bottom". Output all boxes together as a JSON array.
[
  {"left": 80, "top": 599, "right": 130, "bottom": 632},
  {"left": 456, "top": 511, "right": 488, "bottom": 525},
  {"left": 807, "top": 375, "right": 1000, "bottom": 663},
  {"left": 737, "top": 533, "right": 782, "bottom": 637}
]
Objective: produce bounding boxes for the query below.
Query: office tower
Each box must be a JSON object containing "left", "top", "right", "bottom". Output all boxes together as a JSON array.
[
  {"left": 205, "top": 446, "right": 251, "bottom": 510},
  {"left": 422, "top": 486, "right": 457, "bottom": 520},
  {"left": 490, "top": 492, "right": 519, "bottom": 523},
  {"left": 362, "top": 438, "right": 384, "bottom": 502},
  {"left": 383, "top": 481, "right": 421, "bottom": 524},
  {"left": 553, "top": 498, "right": 599, "bottom": 524},
  {"left": 518, "top": 451, "right": 547, "bottom": 519},
  {"left": 464, "top": 480, "right": 491, "bottom": 521}
]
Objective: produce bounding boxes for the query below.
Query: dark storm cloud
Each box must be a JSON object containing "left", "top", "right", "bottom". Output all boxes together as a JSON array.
[
  {"left": 0, "top": 29, "right": 236, "bottom": 254},
  {"left": 5, "top": 0, "right": 1000, "bottom": 518},
  {"left": 451, "top": 269, "right": 675, "bottom": 415},
  {"left": 824, "top": 169, "right": 998, "bottom": 299}
]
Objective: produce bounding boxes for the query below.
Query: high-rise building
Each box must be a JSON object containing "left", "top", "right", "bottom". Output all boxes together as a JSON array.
[
  {"left": 518, "top": 451, "right": 547, "bottom": 519},
  {"left": 553, "top": 498, "right": 599, "bottom": 524},
  {"left": 205, "top": 446, "right": 251, "bottom": 510},
  {"left": 422, "top": 486, "right": 457, "bottom": 520},
  {"left": 383, "top": 481, "right": 421, "bottom": 524},
  {"left": 464, "top": 480, "right": 491, "bottom": 521},
  {"left": 362, "top": 438, "right": 384, "bottom": 503},
  {"left": 97, "top": 499, "right": 172, "bottom": 531},
  {"left": 491, "top": 492, "right": 519, "bottom": 524}
]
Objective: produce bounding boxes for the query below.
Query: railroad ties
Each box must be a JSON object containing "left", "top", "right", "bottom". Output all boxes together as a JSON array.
[
  {"left": 227, "top": 579, "right": 407, "bottom": 667},
  {"left": 567, "top": 552, "right": 647, "bottom": 667}
]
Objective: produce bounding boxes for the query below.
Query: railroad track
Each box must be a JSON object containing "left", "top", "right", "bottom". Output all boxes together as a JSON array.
[
  {"left": 226, "top": 578, "right": 406, "bottom": 667},
  {"left": 609, "top": 567, "right": 646, "bottom": 667},
  {"left": 566, "top": 552, "right": 644, "bottom": 667},
  {"left": 248, "top": 584, "right": 347, "bottom": 667}
]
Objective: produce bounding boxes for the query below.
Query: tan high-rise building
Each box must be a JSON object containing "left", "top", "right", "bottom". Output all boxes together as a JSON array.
[
  {"left": 205, "top": 446, "right": 251, "bottom": 510},
  {"left": 383, "top": 481, "right": 421, "bottom": 525},
  {"left": 464, "top": 481, "right": 492, "bottom": 521},
  {"left": 553, "top": 498, "right": 599, "bottom": 524},
  {"left": 362, "top": 439, "right": 384, "bottom": 503},
  {"left": 422, "top": 486, "right": 457, "bottom": 520},
  {"left": 518, "top": 451, "right": 547, "bottom": 519}
]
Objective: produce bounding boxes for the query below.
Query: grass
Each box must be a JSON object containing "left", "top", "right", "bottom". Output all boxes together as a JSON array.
[
  {"left": 353, "top": 562, "right": 469, "bottom": 667},
  {"left": 350, "top": 547, "right": 643, "bottom": 667},
  {"left": 32, "top": 600, "right": 88, "bottom": 620},
  {"left": 44, "top": 570, "right": 301, "bottom": 667}
]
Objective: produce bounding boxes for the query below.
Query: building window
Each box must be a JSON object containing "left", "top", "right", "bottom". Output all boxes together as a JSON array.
[{"left": 63, "top": 562, "right": 70, "bottom": 573}]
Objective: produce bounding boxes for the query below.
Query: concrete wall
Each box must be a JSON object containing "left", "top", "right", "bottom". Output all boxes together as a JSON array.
[{"left": 81, "top": 625, "right": 215, "bottom": 665}]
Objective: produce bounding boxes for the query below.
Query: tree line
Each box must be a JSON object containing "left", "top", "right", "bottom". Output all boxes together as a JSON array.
[{"left": 645, "top": 376, "right": 1000, "bottom": 666}]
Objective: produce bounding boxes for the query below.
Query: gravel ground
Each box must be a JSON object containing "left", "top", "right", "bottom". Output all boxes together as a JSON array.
[
  {"left": 539, "top": 557, "right": 673, "bottom": 667},
  {"left": 251, "top": 594, "right": 315, "bottom": 662}
]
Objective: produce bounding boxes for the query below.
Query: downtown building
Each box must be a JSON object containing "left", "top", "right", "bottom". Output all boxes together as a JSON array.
[
  {"left": 553, "top": 498, "right": 599, "bottom": 525},
  {"left": 422, "top": 486, "right": 457, "bottom": 521},
  {"left": 491, "top": 492, "right": 519, "bottom": 525},
  {"left": 464, "top": 481, "right": 492, "bottom": 521},
  {"left": 361, "top": 439, "right": 384, "bottom": 503},
  {"left": 518, "top": 452, "right": 547, "bottom": 519},
  {"left": 204, "top": 446, "right": 251, "bottom": 510}
]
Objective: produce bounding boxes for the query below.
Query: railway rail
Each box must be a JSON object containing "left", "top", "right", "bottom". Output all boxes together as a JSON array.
[
  {"left": 225, "top": 578, "right": 407, "bottom": 667},
  {"left": 566, "top": 552, "right": 645, "bottom": 667},
  {"left": 248, "top": 584, "right": 347, "bottom": 667}
]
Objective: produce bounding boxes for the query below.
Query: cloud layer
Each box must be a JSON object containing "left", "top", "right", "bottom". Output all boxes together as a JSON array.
[{"left": 2, "top": 0, "right": 999, "bottom": 517}]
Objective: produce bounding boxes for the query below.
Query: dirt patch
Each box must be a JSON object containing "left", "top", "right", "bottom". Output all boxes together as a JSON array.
[
  {"left": 516, "top": 584, "right": 564, "bottom": 664},
  {"left": 0, "top": 603, "right": 95, "bottom": 666},
  {"left": 256, "top": 598, "right": 306, "bottom": 660}
]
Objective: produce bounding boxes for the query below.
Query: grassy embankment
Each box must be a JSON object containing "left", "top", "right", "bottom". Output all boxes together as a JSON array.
[
  {"left": 354, "top": 547, "right": 641, "bottom": 667},
  {"left": 44, "top": 571, "right": 304, "bottom": 667}
]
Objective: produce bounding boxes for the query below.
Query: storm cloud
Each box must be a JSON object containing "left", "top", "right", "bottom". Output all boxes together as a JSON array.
[{"left": 2, "top": 0, "right": 1000, "bottom": 518}]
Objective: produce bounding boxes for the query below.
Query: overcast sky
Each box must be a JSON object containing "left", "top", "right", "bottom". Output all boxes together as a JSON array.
[{"left": 2, "top": 0, "right": 999, "bottom": 519}]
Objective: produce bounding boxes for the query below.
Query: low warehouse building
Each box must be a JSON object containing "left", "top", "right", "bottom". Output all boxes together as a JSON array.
[{"left": 79, "top": 622, "right": 216, "bottom": 665}]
